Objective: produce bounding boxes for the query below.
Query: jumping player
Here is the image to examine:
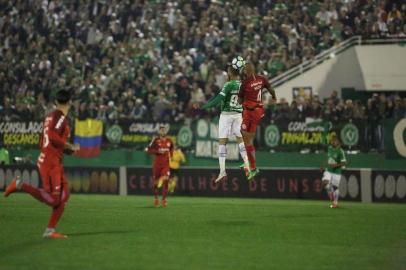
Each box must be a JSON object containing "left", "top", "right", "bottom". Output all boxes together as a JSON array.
[
  {"left": 4, "top": 89, "right": 80, "bottom": 239},
  {"left": 201, "top": 65, "right": 250, "bottom": 183},
  {"left": 321, "top": 136, "right": 347, "bottom": 208},
  {"left": 146, "top": 125, "right": 173, "bottom": 207},
  {"left": 238, "top": 63, "right": 276, "bottom": 180}
]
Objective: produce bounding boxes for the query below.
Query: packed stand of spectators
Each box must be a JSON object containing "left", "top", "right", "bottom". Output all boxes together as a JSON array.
[
  {"left": 264, "top": 91, "right": 406, "bottom": 123},
  {"left": 0, "top": 0, "right": 405, "bottom": 123}
]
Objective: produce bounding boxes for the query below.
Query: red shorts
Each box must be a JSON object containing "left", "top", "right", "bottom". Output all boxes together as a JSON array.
[
  {"left": 38, "top": 163, "right": 68, "bottom": 195},
  {"left": 241, "top": 107, "right": 264, "bottom": 133},
  {"left": 153, "top": 165, "right": 170, "bottom": 180}
]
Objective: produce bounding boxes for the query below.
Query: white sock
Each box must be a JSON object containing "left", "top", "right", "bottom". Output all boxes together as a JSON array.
[
  {"left": 218, "top": 144, "right": 227, "bottom": 173},
  {"left": 43, "top": 227, "right": 55, "bottom": 237},
  {"left": 238, "top": 142, "right": 250, "bottom": 169},
  {"left": 327, "top": 183, "right": 333, "bottom": 193},
  {"left": 333, "top": 187, "right": 339, "bottom": 203}
]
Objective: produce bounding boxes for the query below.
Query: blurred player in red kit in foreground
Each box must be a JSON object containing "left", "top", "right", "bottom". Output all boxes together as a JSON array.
[
  {"left": 238, "top": 63, "right": 277, "bottom": 180},
  {"left": 146, "top": 125, "right": 174, "bottom": 207},
  {"left": 4, "top": 89, "right": 80, "bottom": 239}
]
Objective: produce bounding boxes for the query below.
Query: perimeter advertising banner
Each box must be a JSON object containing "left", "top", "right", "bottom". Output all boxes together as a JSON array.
[
  {"left": 65, "top": 167, "right": 119, "bottom": 194},
  {"left": 0, "top": 165, "right": 119, "bottom": 195},
  {"left": 0, "top": 121, "right": 43, "bottom": 147},
  {"left": 104, "top": 121, "right": 189, "bottom": 149},
  {"left": 384, "top": 118, "right": 406, "bottom": 159},
  {"left": 371, "top": 170, "right": 406, "bottom": 203},
  {"left": 194, "top": 118, "right": 240, "bottom": 160},
  {"left": 0, "top": 165, "right": 41, "bottom": 190},
  {"left": 263, "top": 119, "right": 365, "bottom": 151},
  {"left": 127, "top": 167, "right": 361, "bottom": 201}
]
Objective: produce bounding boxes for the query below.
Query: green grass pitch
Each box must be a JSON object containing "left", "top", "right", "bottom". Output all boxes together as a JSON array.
[{"left": 0, "top": 194, "right": 405, "bottom": 270}]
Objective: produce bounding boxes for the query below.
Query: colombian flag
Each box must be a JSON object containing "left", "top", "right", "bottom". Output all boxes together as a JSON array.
[{"left": 73, "top": 119, "right": 103, "bottom": 157}]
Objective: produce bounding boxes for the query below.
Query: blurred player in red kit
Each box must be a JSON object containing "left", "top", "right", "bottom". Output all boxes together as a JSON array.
[
  {"left": 238, "top": 63, "right": 277, "bottom": 180},
  {"left": 145, "top": 125, "right": 173, "bottom": 207},
  {"left": 4, "top": 90, "right": 80, "bottom": 239}
]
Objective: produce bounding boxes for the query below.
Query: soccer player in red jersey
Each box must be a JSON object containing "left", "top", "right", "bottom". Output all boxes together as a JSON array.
[
  {"left": 238, "top": 63, "right": 277, "bottom": 180},
  {"left": 4, "top": 90, "right": 79, "bottom": 239},
  {"left": 145, "top": 125, "right": 174, "bottom": 207}
]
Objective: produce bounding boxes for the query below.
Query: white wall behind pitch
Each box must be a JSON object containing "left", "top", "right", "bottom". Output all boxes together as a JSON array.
[
  {"left": 356, "top": 45, "right": 406, "bottom": 91},
  {"left": 275, "top": 44, "right": 406, "bottom": 102}
]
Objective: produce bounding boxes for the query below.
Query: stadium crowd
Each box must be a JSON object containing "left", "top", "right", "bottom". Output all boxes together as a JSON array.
[
  {"left": 0, "top": 0, "right": 405, "bottom": 124},
  {"left": 263, "top": 91, "right": 406, "bottom": 123}
]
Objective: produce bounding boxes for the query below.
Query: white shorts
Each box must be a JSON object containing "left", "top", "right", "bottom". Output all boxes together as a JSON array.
[
  {"left": 218, "top": 113, "right": 243, "bottom": 139},
  {"left": 322, "top": 171, "right": 342, "bottom": 187}
]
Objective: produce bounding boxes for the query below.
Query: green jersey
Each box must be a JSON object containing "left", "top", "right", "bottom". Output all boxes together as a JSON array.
[
  {"left": 219, "top": 80, "right": 243, "bottom": 113},
  {"left": 326, "top": 146, "right": 346, "bottom": 174}
]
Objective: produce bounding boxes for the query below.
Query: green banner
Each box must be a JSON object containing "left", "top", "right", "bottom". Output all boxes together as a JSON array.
[
  {"left": 194, "top": 118, "right": 240, "bottom": 160},
  {"left": 0, "top": 121, "right": 43, "bottom": 147},
  {"left": 385, "top": 119, "right": 406, "bottom": 159},
  {"left": 104, "top": 121, "right": 190, "bottom": 149},
  {"left": 262, "top": 119, "right": 364, "bottom": 151}
]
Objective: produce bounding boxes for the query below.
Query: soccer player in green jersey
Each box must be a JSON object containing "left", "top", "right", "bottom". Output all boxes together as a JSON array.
[
  {"left": 321, "top": 136, "right": 347, "bottom": 208},
  {"left": 201, "top": 65, "right": 250, "bottom": 183}
]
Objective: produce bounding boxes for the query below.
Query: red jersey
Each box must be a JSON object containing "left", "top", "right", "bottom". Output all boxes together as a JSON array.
[
  {"left": 238, "top": 75, "right": 270, "bottom": 108},
  {"left": 146, "top": 136, "right": 174, "bottom": 167},
  {"left": 37, "top": 110, "right": 70, "bottom": 166}
]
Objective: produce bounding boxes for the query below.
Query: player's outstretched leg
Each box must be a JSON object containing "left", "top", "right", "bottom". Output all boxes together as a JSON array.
[
  {"left": 246, "top": 144, "right": 260, "bottom": 181},
  {"left": 245, "top": 145, "right": 256, "bottom": 168},
  {"left": 241, "top": 130, "right": 259, "bottom": 180},
  {"left": 44, "top": 187, "right": 70, "bottom": 239},
  {"left": 6, "top": 176, "right": 69, "bottom": 239},
  {"left": 43, "top": 206, "right": 68, "bottom": 239},
  {"left": 4, "top": 176, "right": 59, "bottom": 207},
  {"left": 3, "top": 176, "right": 23, "bottom": 197},
  {"left": 215, "top": 144, "right": 228, "bottom": 183}
]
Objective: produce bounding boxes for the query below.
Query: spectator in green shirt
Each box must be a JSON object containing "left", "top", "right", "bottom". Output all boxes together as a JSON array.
[{"left": 0, "top": 147, "right": 10, "bottom": 165}]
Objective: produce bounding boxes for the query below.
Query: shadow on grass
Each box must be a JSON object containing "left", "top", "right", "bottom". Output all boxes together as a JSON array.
[
  {"left": 207, "top": 220, "right": 256, "bottom": 226},
  {"left": 136, "top": 205, "right": 159, "bottom": 209},
  {"left": 263, "top": 213, "right": 333, "bottom": 219},
  {"left": 67, "top": 230, "right": 136, "bottom": 237}
]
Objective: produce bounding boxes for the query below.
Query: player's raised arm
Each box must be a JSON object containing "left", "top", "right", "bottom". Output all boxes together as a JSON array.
[
  {"left": 146, "top": 137, "right": 159, "bottom": 154},
  {"left": 262, "top": 76, "right": 277, "bottom": 101},
  {"left": 201, "top": 93, "right": 225, "bottom": 109},
  {"left": 201, "top": 84, "right": 228, "bottom": 110},
  {"left": 64, "top": 142, "right": 80, "bottom": 155}
]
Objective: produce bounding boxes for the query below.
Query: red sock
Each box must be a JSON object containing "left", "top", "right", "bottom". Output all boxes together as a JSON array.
[
  {"left": 21, "top": 183, "right": 56, "bottom": 207},
  {"left": 162, "top": 180, "right": 169, "bottom": 201},
  {"left": 48, "top": 202, "right": 65, "bottom": 228},
  {"left": 48, "top": 188, "right": 69, "bottom": 229},
  {"left": 245, "top": 144, "right": 256, "bottom": 170},
  {"left": 153, "top": 184, "right": 159, "bottom": 199}
]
